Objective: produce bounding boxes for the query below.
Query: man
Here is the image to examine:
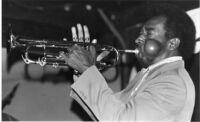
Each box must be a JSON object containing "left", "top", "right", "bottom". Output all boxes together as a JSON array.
[{"left": 60, "top": 3, "right": 196, "bottom": 121}]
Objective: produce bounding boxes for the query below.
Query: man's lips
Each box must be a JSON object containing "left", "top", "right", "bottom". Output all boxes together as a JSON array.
[
  {"left": 135, "top": 47, "right": 141, "bottom": 58},
  {"left": 135, "top": 46, "right": 145, "bottom": 59}
]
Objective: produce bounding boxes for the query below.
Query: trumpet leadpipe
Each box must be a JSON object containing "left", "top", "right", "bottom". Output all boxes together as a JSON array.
[{"left": 118, "top": 49, "right": 139, "bottom": 54}]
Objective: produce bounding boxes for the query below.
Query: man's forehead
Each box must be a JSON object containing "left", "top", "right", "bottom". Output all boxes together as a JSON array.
[{"left": 143, "top": 16, "right": 166, "bottom": 29}]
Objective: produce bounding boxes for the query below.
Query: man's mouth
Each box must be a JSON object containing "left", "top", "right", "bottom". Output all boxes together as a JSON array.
[
  {"left": 136, "top": 46, "right": 145, "bottom": 59},
  {"left": 135, "top": 48, "right": 141, "bottom": 57}
]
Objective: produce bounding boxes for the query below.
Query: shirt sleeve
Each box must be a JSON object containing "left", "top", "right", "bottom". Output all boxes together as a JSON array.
[
  {"left": 70, "top": 66, "right": 186, "bottom": 121},
  {"left": 70, "top": 65, "right": 124, "bottom": 120}
]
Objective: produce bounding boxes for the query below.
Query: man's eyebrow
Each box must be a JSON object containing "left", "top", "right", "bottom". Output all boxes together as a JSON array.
[
  {"left": 140, "top": 27, "right": 154, "bottom": 34},
  {"left": 145, "top": 27, "right": 154, "bottom": 31}
]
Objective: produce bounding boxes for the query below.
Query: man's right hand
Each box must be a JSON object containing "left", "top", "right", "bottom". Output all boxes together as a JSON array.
[{"left": 60, "top": 24, "right": 97, "bottom": 74}]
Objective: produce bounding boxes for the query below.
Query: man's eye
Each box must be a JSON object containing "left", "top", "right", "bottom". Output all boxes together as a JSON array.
[
  {"left": 147, "top": 32, "right": 151, "bottom": 35},
  {"left": 147, "top": 30, "right": 155, "bottom": 36}
]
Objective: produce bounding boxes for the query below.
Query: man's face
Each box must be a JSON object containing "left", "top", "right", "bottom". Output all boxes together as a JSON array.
[{"left": 135, "top": 16, "right": 169, "bottom": 67}]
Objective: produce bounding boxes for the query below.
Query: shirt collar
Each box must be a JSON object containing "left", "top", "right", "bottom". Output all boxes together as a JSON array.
[{"left": 146, "top": 56, "right": 183, "bottom": 71}]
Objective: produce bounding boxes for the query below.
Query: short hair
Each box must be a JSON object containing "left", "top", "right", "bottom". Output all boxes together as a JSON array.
[{"left": 145, "top": 3, "right": 196, "bottom": 61}]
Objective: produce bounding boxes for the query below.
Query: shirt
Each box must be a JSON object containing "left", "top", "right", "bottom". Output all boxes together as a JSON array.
[{"left": 131, "top": 56, "right": 183, "bottom": 96}]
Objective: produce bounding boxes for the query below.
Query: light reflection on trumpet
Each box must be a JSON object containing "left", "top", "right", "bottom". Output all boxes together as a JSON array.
[
  {"left": 8, "top": 33, "right": 139, "bottom": 70},
  {"left": 118, "top": 49, "right": 139, "bottom": 54}
]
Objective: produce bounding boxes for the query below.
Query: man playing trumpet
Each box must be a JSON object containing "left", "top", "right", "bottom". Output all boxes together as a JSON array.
[{"left": 60, "top": 3, "right": 196, "bottom": 121}]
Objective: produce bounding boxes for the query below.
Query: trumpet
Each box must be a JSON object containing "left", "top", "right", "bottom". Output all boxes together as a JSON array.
[{"left": 8, "top": 33, "right": 139, "bottom": 70}]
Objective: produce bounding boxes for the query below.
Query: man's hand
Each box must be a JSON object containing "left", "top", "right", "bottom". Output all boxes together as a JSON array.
[{"left": 60, "top": 24, "right": 96, "bottom": 74}]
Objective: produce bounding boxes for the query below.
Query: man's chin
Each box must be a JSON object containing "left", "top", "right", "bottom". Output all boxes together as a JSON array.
[{"left": 136, "top": 57, "right": 149, "bottom": 68}]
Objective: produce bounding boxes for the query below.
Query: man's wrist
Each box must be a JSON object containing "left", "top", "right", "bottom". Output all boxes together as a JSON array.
[
  {"left": 73, "top": 65, "right": 96, "bottom": 82},
  {"left": 76, "top": 65, "right": 96, "bottom": 76}
]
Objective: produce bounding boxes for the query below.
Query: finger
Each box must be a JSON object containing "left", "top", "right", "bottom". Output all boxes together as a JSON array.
[
  {"left": 73, "top": 50, "right": 87, "bottom": 63},
  {"left": 67, "top": 45, "right": 74, "bottom": 55},
  {"left": 72, "top": 45, "right": 87, "bottom": 58},
  {"left": 77, "top": 23, "right": 83, "bottom": 42},
  {"left": 71, "top": 27, "right": 78, "bottom": 42},
  {"left": 60, "top": 52, "right": 79, "bottom": 70},
  {"left": 73, "top": 47, "right": 95, "bottom": 67},
  {"left": 89, "top": 45, "right": 96, "bottom": 60},
  {"left": 59, "top": 52, "right": 69, "bottom": 64},
  {"left": 83, "top": 25, "right": 90, "bottom": 43},
  {"left": 58, "top": 51, "right": 65, "bottom": 60},
  {"left": 73, "top": 44, "right": 83, "bottom": 51}
]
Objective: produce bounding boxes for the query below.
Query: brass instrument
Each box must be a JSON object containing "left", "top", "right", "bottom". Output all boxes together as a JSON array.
[{"left": 8, "top": 33, "right": 139, "bottom": 70}]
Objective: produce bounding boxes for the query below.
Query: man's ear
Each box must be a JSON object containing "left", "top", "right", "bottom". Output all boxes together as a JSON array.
[{"left": 168, "top": 38, "right": 180, "bottom": 50}]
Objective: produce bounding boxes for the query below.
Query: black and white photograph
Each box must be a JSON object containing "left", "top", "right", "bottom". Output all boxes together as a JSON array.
[{"left": 2, "top": 0, "right": 200, "bottom": 121}]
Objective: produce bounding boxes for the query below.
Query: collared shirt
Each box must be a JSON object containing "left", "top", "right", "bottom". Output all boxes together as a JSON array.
[
  {"left": 131, "top": 56, "right": 183, "bottom": 96},
  {"left": 147, "top": 56, "right": 183, "bottom": 71}
]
